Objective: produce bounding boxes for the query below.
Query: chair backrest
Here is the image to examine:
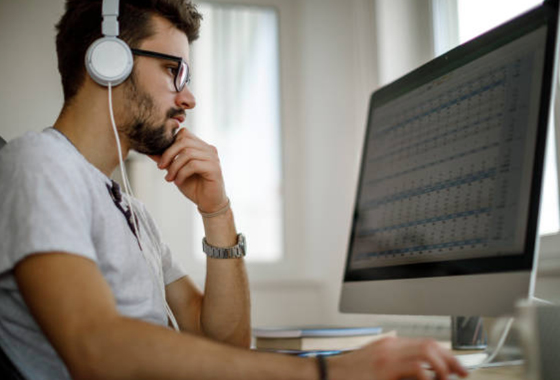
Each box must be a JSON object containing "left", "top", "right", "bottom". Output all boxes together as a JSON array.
[
  {"left": 0, "top": 137, "right": 26, "bottom": 379},
  {"left": 0, "top": 346, "right": 26, "bottom": 380}
]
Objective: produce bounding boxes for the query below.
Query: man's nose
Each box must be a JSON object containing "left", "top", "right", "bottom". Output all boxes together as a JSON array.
[{"left": 176, "top": 86, "right": 196, "bottom": 110}]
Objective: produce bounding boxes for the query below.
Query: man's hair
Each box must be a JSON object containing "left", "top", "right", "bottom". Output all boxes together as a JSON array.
[{"left": 55, "top": 0, "right": 202, "bottom": 102}]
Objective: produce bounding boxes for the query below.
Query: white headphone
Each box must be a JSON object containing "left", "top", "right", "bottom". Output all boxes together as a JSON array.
[{"left": 85, "top": 0, "right": 133, "bottom": 86}]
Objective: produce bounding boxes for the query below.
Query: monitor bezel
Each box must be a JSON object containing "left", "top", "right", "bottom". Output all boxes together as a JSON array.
[{"left": 343, "top": 2, "right": 559, "bottom": 283}]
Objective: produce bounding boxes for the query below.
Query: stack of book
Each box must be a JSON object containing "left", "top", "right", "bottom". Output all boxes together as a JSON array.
[{"left": 253, "top": 326, "right": 396, "bottom": 352}]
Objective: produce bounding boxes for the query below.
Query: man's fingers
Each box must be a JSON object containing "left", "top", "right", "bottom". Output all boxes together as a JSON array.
[
  {"left": 159, "top": 140, "right": 201, "bottom": 169},
  {"left": 158, "top": 129, "right": 210, "bottom": 169},
  {"left": 422, "top": 347, "right": 450, "bottom": 380},
  {"left": 396, "top": 362, "right": 432, "bottom": 380},
  {"left": 164, "top": 149, "right": 216, "bottom": 182},
  {"left": 395, "top": 339, "right": 467, "bottom": 380},
  {"left": 173, "top": 160, "right": 216, "bottom": 186},
  {"left": 446, "top": 355, "right": 469, "bottom": 378},
  {"left": 422, "top": 342, "right": 468, "bottom": 378}
]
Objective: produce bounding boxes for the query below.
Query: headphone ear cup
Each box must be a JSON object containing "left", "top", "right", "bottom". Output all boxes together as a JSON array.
[{"left": 85, "top": 37, "right": 133, "bottom": 86}]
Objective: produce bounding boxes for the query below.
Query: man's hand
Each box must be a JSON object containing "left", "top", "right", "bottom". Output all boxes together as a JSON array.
[
  {"left": 328, "top": 336, "right": 469, "bottom": 380},
  {"left": 150, "top": 128, "right": 228, "bottom": 213}
]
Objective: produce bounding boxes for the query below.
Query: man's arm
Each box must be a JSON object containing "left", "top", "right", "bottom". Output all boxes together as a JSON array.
[
  {"left": 15, "top": 253, "right": 467, "bottom": 380},
  {"left": 164, "top": 207, "right": 250, "bottom": 347},
  {"left": 155, "top": 127, "right": 250, "bottom": 347},
  {"left": 201, "top": 206, "right": 251, "bottom": 347},
  {"left": 14, "top": 252, "right": 311, "bottom": 380}
]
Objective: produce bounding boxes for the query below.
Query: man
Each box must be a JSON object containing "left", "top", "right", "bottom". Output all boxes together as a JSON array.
[{"left": 0, "top": 1, "right": 469, "bottom": 379}]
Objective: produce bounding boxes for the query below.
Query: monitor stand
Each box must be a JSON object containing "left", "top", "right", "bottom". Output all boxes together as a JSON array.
[
  {"left": 453, "top": 316, "right": 525, "bottom": 369},
  {"left": 451, "top": 316, "right": 487, "bottom": 350}
]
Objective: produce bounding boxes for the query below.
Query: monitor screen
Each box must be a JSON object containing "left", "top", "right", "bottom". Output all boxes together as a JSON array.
[{"left": 340, "top": 2, "right": 558, "bottom": 317}]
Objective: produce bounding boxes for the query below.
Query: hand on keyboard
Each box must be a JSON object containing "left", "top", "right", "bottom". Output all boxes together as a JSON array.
[{"left": 326, "top": 336, "right": 469, "bottom": 380}]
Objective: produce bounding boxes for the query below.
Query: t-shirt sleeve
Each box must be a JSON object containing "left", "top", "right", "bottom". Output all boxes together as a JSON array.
[
  {"left": 0, "top": 144, "right": 97, "bottom": 273},
  {"left": 160, "top": 242, "right": 187, "bottom": 285}
]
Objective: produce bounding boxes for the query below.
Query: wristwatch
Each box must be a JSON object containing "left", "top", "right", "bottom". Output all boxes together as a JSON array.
[{"left": 202, "top": 233, "right": 246, "bottom": 259}]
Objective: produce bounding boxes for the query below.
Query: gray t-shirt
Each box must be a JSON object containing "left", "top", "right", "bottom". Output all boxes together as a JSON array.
[{"left": 0, "top": 128, "right": 186, "bottom": 379}]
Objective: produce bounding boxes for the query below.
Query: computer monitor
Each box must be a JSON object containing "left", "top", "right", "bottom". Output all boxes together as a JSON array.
[{"left": 340, "top": 1, "right": 559, "bottom": 317}]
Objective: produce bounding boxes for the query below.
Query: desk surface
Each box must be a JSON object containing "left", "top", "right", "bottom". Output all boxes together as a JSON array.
[{"left": 468, "top": 365, "right": 524, "bottom": 380}]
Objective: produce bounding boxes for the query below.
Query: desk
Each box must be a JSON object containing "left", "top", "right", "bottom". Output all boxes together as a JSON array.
[{"left": 467, "top": 365, "right": 524, "bottom": 379}]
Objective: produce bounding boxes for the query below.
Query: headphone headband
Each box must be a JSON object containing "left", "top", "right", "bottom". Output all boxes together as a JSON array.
[
  {"left": 102, "top": 0, "right": 120, "bottom": 37},
  {"left": 85, "top": 0, "right": 133, "bottom": 87}
]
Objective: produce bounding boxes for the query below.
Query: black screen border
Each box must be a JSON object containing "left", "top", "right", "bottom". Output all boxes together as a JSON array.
[{"left": 344, "top": 2, "right": 559, "bottom": 283}]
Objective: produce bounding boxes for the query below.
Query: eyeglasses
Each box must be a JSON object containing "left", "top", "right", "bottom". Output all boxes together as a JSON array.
[{"left": 131, "top": 48, "right": 190, "bottom": 92}]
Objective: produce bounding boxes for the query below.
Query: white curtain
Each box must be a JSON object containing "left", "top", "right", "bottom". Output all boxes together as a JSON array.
[{"left": 190, "top": 3, "right": 284, "bottom": 261}]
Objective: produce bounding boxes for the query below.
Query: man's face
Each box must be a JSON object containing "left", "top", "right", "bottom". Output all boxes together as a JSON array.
[{"left": 119, "top": 16, "right": 195, "bottom": 156}]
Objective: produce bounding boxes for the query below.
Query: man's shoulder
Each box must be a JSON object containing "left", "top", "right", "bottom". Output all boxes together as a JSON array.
[
  {"left": 1, "top": 129, "right": 66, "bottom": 163},
  {"left": 0, "top": 129, "right": 85, "bottom": 177}
]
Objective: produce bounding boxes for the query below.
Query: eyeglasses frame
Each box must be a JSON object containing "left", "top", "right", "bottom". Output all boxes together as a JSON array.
[{"left": 130, "top": 48, "right": 190, "bottom": 92}]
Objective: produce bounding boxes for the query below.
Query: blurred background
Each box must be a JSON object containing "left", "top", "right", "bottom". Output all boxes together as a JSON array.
[{"left": 1, "top": 0, "right": 558, "bottom": 335}]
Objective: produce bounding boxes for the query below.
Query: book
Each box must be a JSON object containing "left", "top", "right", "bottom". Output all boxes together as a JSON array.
[
  {"left": 255, "top": 348, "right": 352, "bottom": 357},
  {"left": 253, "top": 326, "right": 396, "bottom": 351}
]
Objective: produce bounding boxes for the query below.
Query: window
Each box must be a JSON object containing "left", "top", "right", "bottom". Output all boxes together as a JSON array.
[
  {"left": 190, "top": 3, "right": 283, "bottom": 261},
  {"left": 432, "top": 0, "right": 560, "bottom": 235},
  {"left": 456, "top": 0, "right": 541, "bottom": 44}
]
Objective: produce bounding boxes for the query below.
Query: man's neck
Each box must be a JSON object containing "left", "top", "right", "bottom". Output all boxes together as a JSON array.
[{"left": 53, "top": 89, "right": 129, "bottom": 177}]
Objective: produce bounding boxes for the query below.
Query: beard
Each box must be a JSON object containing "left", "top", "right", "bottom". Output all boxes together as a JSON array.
[{"left": 120, "top": 74, "right": 185, "bottom": 156}]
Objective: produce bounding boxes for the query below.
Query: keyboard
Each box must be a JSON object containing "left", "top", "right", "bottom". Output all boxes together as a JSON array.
[
  {"left": 454, "top": 353, "right": 488, "bottom": 369},
  {"left": 455, "top": 352, "right": 524, "bottom": 369}
]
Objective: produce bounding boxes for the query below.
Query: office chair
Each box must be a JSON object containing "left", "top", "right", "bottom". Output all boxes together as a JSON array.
[
  {"left": 0, "top": 346, "right": 26, "bottom": 380},
  {"left": 0, "top": 136, "right": 27, "bottom": 379}
]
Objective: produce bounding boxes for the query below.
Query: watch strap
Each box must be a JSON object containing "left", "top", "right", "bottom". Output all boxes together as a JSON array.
[{"left": 202, "top": 233, "right": 246, "bottom": 259}]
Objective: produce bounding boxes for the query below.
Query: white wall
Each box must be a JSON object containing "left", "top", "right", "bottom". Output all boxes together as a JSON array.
[{"left": 0, "top": 0, "right": 65, "bottom": 140}]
